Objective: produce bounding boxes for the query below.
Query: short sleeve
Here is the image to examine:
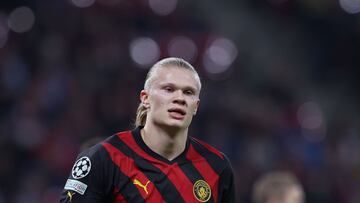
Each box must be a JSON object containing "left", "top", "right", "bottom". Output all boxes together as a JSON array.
[
  {"left": 59, "top": 144, "right": 112, "bottom": 203},
  {"left": 217, "top": 155, "right": 236, "bottom": 203}
]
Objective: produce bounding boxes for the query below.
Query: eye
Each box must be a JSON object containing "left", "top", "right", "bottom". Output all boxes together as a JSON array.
[
  {"left": 184, "top": 89, "right": 194, "bottom": 95},
  {"left": 164, "top": 86, "right": 174, "bottom": 92}
]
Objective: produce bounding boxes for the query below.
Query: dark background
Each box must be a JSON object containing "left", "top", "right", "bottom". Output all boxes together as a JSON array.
[{"left": 0, "top": 0, "right": 359, "bottom": 202}]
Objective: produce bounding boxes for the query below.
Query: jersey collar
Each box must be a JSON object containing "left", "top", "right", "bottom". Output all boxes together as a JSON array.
[{"left": 131, "top": 126, "right": 190, "bottom": 165}]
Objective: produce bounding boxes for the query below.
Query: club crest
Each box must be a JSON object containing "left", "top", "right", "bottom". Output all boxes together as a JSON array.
[{"left": 193, "top": 180, "right": 211, "bottom": 202}]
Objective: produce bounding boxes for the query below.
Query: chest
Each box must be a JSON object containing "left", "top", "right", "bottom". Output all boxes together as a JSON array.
[{"left": 111, "top": 158, "right": 219, "bottom": 203}]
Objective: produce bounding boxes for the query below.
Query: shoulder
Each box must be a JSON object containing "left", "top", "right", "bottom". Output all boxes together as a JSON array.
[
  {"left": 77, "top": 140, "right": 106, "bottom": 161},
  {"left": 189, "top": 137, "right": 225, "bottom": 159},
  {"left": 73, "top": 130, "right": 135, "bottom": 170},
  {"left": 104, "top": 130, "right": 132, "bottom": 143},
  {"left": 101, "top": 130, "right": 133, "bottom": 151},
  {"left": 76, "top": 130, "right": 133, "bottom": 163},
  {"left": 189, "top": 137, "right": 232, "bottom": 172}
]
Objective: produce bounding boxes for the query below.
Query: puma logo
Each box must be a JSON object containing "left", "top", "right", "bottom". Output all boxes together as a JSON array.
[
  {"left": 67, "top": 191, "right": 75, "bottom": 202},
  {"left": 133, "top": 179, "right": 150, "bottom": 195}
]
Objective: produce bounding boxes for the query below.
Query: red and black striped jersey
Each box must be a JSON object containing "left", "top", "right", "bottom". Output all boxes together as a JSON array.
[{"left": 60, "top": 127, "right": 235, "bottom": 203}]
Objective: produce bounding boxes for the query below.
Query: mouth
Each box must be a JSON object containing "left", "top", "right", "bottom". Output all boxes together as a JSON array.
[{"left": 168, "top": 108, "right": 186, "bottom": 116}]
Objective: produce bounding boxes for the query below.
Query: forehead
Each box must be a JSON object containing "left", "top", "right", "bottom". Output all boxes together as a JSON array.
[{"left": 152, "top": 66, "right": 200, "bottom": 89}]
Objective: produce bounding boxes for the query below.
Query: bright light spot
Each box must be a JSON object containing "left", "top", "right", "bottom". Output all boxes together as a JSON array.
[
  {"left": 71, "top": 0, "right": 95, "bottom": 8},
  {"left": 297, "top": 101, "right": 324, "bottom": 130},
  {"left": 7, "top": 7, "right": 35, "bottom": 33},
  {"left": 203, "top": 54, "right": 229, "bottom": 74},
  {"left": 149, "top": 0, "right": 177, "bottom": 16},
  {"left": 130, "top": 37, "right": 160, "bottom": 67},
  {"left": 339, "top": 0, "right": 360, "bottom": 14},
  {"left": 0, "top": 14, "right": 9, "bottom": 48},
  {"left": 209, "top": 38, "right": 238, "bottom": 67},
  {"left": 203, "top": 38, "right": 237, "bottom": 74},
  {"left": 168, "top": 36, "right": 197, "bottom": 63}
]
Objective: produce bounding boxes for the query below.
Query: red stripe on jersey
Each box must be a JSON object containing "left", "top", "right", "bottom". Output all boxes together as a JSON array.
[
  {"left": 187, "top": 144, "right": 220, "bottom": 202},
  {"left": 169, "top": 163, "right": 198, "bottom": 202},
  {"left": 118, "top": 132, "right": 198, "bottom": 203},
  {"left": 112, "top": 187, "right": 127, "bottom": 203},
  {"left": 102, "top": 143, "right": 165, "bottom": 203},
  {"left": 192, "top": 137, "right": 224, "bottom": 159}
]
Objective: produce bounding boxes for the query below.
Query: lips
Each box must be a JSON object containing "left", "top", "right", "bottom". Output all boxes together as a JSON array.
[
  {"left": 168, "top": 108, "right": 186, "bottom": 119},
  {"left": 168, "top": 108, "right": 186, "bottom": 115}
]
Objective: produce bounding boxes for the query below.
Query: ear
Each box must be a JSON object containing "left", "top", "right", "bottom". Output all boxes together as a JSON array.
[
  {"left": 193, "top": 99, "right": 200, "bottom": 115},
  {"left": 140, "top": 90, "right": 150, "bottom": 108}
]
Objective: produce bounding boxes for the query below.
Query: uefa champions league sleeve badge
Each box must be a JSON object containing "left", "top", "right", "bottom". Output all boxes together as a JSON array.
[
  {"left": 64, "top": 157, "right": 91, "bottom": 195},
  {"left": 71, "top": 156, "right": 91, "bottom": 179}
]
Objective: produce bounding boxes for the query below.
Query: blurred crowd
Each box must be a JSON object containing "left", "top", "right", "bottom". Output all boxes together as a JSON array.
[{"left": 0, "top": 0, "right": 360, "bottom": 203}]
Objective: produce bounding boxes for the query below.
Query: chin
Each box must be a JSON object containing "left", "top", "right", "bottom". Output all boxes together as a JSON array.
[
  {"left": 159, "top": 120, "right": 188, "bottom": 130},
  {"left": 166, "top": 122, "right": 185, "bottom": 129}
]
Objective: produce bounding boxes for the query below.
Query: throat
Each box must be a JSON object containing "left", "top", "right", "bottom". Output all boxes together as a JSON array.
[{"left": 140, "top": 127, "right": 187, "bottom": 161}]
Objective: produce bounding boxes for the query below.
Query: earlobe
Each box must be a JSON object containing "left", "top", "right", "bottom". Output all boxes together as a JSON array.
[{"left": 144, "top": 103, "right": 150, "bottom": 108}]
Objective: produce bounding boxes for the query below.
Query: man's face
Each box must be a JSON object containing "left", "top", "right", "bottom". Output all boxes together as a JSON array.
[{"left": 141, "top": 66, "right": 200, "bottom": 130}]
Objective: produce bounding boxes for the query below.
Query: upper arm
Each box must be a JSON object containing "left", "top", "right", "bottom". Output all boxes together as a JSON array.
[
  {"left": 60, "top": 145, "right": 112, "bottom": 203},
  {"left": 217, "top": 155, "right": 236, "bottom": 203}
]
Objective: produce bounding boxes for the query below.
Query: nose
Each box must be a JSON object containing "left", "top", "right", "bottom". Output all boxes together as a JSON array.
[{"left": 173, "top": 90, "right": 186, "bottom": 105}]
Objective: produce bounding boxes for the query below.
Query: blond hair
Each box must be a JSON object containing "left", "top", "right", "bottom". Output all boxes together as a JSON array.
[
  {"left": 252, "top": 172, "right": 303, "bottom": 203},
  {"left": 135, "top": 57, "right": 201, "bottom": 127}
]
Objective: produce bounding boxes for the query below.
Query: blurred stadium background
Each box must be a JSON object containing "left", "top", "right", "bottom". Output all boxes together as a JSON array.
[{"left": 1, "top": 0, "right": 360, "bottom": 202}]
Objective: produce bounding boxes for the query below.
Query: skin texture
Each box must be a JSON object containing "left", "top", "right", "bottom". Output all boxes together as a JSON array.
[{"left": 140, "top": 66, "right": 200, "bottom": 161}]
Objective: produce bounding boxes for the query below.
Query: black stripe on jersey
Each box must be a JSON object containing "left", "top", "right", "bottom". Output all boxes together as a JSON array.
[
  {"left": 106, "top": 136, "right": 185, "bottom": 203},
  {"left": 189, "top": 138, "right": 226, "bottom": 175},
  {"left": 111, "top": 169, "right": 144, "bottom": 203},
  {"left": 99, "top": 145, "right": 144, "bottom": 203},
  {"left": 178, "top": 158, "right": 215, "bottom": 203}
]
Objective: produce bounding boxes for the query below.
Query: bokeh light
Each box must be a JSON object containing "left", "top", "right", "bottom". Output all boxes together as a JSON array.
[
  {"left": 7, "top": 7, "right": 35, "bottom": 33},
  {"left": 2, "top": 0, "right": 360, "bottom": 202},
  {"left": 168, "top": 36, "right": 197, "bottom": 63},
  {"left": 339, "top": 0, "right": 360, "bottom": 14},
  {"left": 148, "top": 0, "right": 177, "bottom": 16},
  {"left": 71, "top": 0, "right": 96, "bottom": 8},
  {"left": 130, "top": 37, "right": 160, "bottom": 67},
  {"left": 203, "top": 37, "right": 238, "bottom": 75}
]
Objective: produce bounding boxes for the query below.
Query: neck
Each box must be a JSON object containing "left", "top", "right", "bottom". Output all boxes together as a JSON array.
[{"left": 141, "top": 123, "right": 188, "bottom": 161}]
